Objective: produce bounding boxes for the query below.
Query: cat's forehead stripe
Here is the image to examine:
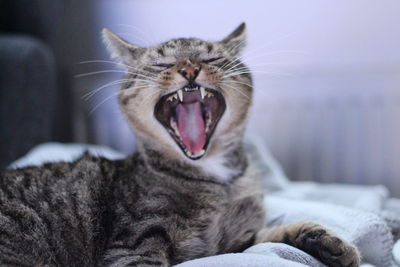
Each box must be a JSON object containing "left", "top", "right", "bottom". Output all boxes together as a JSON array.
[
  {"left": 162, "top": 38, "right": 207, "bottom": 49},
  {"left": 157, "top": 48, "right": 165, "bottom": 56},
  {"left": 207, "top": 44, "right": 213, "bottom": 53}
]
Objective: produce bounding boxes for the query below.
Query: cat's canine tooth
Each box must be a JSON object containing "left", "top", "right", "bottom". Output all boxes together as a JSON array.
[
  {"left": 178, "top": 89, "right": 183, "bottom": 102},
  {"left": 200, "top": 87, "right": 206, "bottom": 100}
]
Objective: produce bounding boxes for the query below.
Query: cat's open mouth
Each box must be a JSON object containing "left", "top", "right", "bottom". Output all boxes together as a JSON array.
[{"left": 154, "top": 84, "right": 226, "bottom": 160}]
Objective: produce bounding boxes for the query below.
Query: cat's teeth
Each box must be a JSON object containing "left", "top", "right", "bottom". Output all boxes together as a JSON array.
[
  {"left": 167, "top": 93, "right": 178, "bottom": 102},
  {"left": 170, "top": 118, "right": 181, "bottom": 137},
  {"left": 187, "top": 149, "right": 205, "bottom": 158},
  {"left": 200, "top": 87, "right": 205, "bottom": 100},
  {"left": 177, "top": 89, "right": 183, "bottom": 102},
  {"left": 206, "top": 91, "right": 214, "bottom": 98}
]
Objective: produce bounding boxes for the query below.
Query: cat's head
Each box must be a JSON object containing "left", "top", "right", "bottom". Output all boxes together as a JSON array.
[{"left": 103, "top": 23, "right": 252, "bottom": 167}]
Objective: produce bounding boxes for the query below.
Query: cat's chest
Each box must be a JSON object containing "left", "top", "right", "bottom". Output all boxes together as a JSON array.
[
  {"left": 121, "top": 164, "right": 265, "bottom": 262},
  {"left": 172, "top": 185, "right": 265, "bottom": 261}
]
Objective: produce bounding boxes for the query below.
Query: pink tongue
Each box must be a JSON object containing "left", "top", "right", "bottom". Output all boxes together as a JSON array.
[{"left": 176, "top": 102, "right": 206, "bottom": 155}]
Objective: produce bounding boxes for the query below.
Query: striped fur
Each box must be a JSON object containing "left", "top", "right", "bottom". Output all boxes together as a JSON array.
[{"left": 0, "top": 148, "right": 264, "bottom": 266}]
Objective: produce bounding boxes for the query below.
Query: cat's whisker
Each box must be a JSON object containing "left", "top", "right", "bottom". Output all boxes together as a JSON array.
[
  {"left": 218, "top": 51, "right": 245, "bottom": 71},
  {"left": 82, "top": 79, "right": 134, "bottom": 100},
  {"left": 218, "top": 57, "right": 241, "bottom": 73},
  {"left": 239, "top": 50, "right": 308, "bottom": 71},
  {"left": 75, "top": 70, "right": 155, "bottom": 81},
  {"left": 223, "top": 70, "right": 292, "bottom": 78},
  {"left": 225, "top": 61, "right": 299, "bottom": 72},
  {"left": 224, "top": 62, "right": 298, "bottom": 74},
  {"left": 223, "top": 65, "right": 293, "bottom": 77},
  {"left": 77, "top": 59, "right": 123, "bottom": 65},
  {"left": 223, "top": 53, "right": 284, "bottom": 74},
  {"left": 216, "top": 40, "right": 248, "bottom": 71},
  {"left": 83, "top": 78, "right": 154, "bottom": 101},
  {"left": 89, "top": 91, "right": 121, "bottom": 115},
  {"left": 242, "top": 50, "right": 309, "bottom": 64},
  {"left": 221, "top": 50, "right": 261, "bottom": 73},
  {"left": 224, "top": 39, "right": 246, "bottom": 57},
  {"left": 77, "top": 59, "right": 137, "bottom": 70},
  {"left": 77, "top": 60, "right": 156, "bottom": 76},
  {"left": 219, "top": 40, "right": 255, "bottom": 71},
  {"left": 220, "top": 59, "right": 244, "bottom": 74},
  {"left": 222, "top": 49, "right": 306, "bottom": 75},
  {"left": 232, "top": 30, "right": 304, "bottom": 60},
  {"left": 218, "top": 82, "right": 250, "bottom": 101},
  {"left": 109, "top": 76, "right": 158, "bottom": 85},
  {"left": 223, "top": 62, "right": 250, "bottom": 75},
  {"left": 75, "top": 70, "right": 157, "bottom": 81},
  {"left": 219, "top": 84, "right": 251, "bottom": 99},
  {"left": 224, "top": 67, "right": 254, "bottom": 75},
  {"left": 220, "top": 79, "right": 253, "bottom": 89}
]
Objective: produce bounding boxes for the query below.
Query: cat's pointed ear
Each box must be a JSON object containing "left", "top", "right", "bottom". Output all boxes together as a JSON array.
[
  {"left": 221, "top": 22, "right": 247, "bottom": 55},
  {"left": 102, "top": 28, "right": 145, "bottom": 66}
]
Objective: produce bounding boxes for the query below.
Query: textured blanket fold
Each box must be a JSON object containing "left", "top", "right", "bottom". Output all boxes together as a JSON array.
[{"left": 266, "top": 195, "right": 397, "bottom": 267}]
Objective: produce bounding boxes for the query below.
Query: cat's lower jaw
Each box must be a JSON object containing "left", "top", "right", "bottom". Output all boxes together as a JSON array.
[{"left": 141, "top": 139, "right": 248, "bottom": 184}]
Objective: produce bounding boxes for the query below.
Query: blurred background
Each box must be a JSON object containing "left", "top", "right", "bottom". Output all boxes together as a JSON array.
[{"left": 0, "top": 0, "right": 399, "bottom": 196}]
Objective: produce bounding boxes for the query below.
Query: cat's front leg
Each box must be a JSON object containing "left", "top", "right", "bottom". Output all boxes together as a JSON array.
[{"left": 255, "top": 221, "right": 361, "bottom": 267}]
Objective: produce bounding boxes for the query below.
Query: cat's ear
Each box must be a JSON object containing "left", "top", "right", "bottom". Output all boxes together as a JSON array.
[
  {"left": 221, "top": 22, "right": 247, "bottom": 55},
  {"left": 102, "top": 28, "right": 145, "bottom": 66}
]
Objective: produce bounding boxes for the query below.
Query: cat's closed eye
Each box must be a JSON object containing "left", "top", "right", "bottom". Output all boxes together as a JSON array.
[
  {"left": 202, "top": 57, "right": 222, "bottom": 64},
  {"left": 153, "top": 63, "right": 175, "bottom": 69}
]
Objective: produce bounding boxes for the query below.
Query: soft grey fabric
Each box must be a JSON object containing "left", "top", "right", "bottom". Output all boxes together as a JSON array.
[
  {"left": 0, "top": 35, "right": 56, "bottom": 169},
  {"left": 9, "top": 142, "right": 125, "bottom": 169},
  {"left": 265, "top": 196, "right": 397, "bottom": 267}
]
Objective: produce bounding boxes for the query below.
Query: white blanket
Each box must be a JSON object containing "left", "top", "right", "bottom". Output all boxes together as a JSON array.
[{"left": 9, "top": 142, "right": 400, "bottom": 267}]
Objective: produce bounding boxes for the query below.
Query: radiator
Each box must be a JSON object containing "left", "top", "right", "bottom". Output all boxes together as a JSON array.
[{"left": 249, "top": 71, "right": 400, "bottom": 197}]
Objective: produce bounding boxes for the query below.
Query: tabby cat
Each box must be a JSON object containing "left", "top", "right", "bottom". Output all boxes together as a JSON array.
[{"left": 0, "top": 23, "right": 360, "bottom": 267}]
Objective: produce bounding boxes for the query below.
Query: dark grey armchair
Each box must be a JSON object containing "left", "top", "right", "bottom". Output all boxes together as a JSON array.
[
  {"left": 0, "top": 35, "right": 56, "bottom": 169},
  {"left": 0, "top": 0, "right": 68, "bottom": 169}
]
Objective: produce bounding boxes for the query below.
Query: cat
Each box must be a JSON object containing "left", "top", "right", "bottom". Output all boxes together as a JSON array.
[{"left": 0, "top": 23, "right": 361, "bottom": 267}]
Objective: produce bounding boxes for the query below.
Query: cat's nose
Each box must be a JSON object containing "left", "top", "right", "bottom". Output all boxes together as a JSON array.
[{"left": 178, "top": 66, "right": 201, "bottom": 82}]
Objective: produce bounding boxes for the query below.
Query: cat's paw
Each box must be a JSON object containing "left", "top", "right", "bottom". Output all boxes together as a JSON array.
[{"left": 295, "top": 222, "right": 361, "bottom": 267}]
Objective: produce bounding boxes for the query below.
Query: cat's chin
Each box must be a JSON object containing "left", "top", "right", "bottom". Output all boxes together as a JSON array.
[{"left": 154, "top": 83, "right": 226, "bottom": 160}]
